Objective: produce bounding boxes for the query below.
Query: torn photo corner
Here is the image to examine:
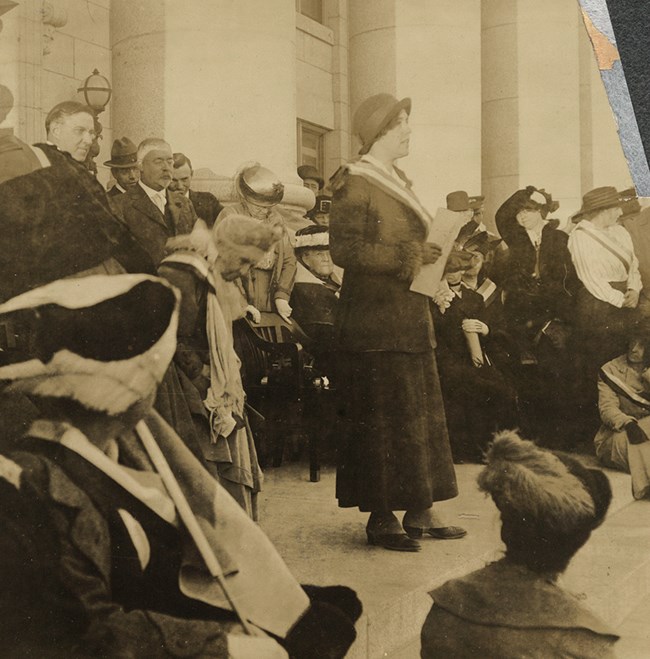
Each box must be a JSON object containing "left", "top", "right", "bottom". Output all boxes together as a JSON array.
[{"left": 578, "top": 0, "right": 650, "bottom": 196}]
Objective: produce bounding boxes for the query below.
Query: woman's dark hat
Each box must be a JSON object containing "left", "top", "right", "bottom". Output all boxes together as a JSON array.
[
  {"left": 446, "top": 191, "right": 471, "bottom": 212},
  {"left": 103, "top": 137, "right": 138, "bottom": 168},
  {"left": 571, "top": 186, "right": 624, "bottom": 221},
  {"left": 353, "top": 93, "right": 411, "bottom": 155},
  {"left": 444, "top": 250, "right": 474, "bottom": 273},
  {"left": 297, "top": 165, "right": 324, "bottom": 189},
  {"left": 294, "top": 224, "right": 329, "bottom": 251}
]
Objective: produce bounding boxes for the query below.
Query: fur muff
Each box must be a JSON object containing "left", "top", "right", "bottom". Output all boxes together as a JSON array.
[{"left": 395, "top": 241, "right": 424, "bottom": 282}]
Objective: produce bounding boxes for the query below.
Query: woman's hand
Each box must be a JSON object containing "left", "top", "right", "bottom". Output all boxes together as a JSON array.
[
  {"left": 462, "top": 319, "right": 489, "bottom": 335},
  {"left": 245, "top": 305, "right": 261, "bottom": 324},
  {"left": 623, "top": 289, "right": 640, "bottom": 309},
  {"left": 275, "top": 298, "right": 293, "bottom": 323},
  {"left": 422, "top": 242, "right": 443, "bottom": 265}
]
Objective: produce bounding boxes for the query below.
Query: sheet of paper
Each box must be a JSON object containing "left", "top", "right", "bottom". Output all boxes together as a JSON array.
[{"left": 409, "top": 208, "right": 466, "bottom": 298}]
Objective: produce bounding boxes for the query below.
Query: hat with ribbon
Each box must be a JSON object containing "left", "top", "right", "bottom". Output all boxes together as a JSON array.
[
  {"left": 352, "top": 93, "right": 412, "bottom": 155},
  {"left": 571, "top": 186, "right": 624, "bottom": 221},
  {"left": 0, "top": 274, "right": 179, "bottom": 415},
  {"left": 294, "top": 225, "right": 329, "bottom": 251},
  {"left": 103, "top": 136, "right": 138, "bottom": 168},
  {"left": 446, "top": 190, "right": 471, "bottom": 212},
  {"left": 236, "top": 162, "right": 284, "bottom": 207},
  {"left": 297, "top": 165, "right": 324, "bottom": 189}
]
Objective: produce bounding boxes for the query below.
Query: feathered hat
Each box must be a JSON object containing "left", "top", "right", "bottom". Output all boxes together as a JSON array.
[
  {"left": 0, "top": 274, "right": 179, "bottom": 415},
  {"left": 294, "top": 225, "right": 329, "bottom": 251}
]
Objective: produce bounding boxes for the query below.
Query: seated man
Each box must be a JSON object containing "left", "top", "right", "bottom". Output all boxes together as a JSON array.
[
  {"left": 596, "top": 329, "right": 650, "bottom": 500},
  {"left": 290, "top": 225, "right": 341, "bottom": 372},
  {"left": 0, "top": 273, "right": 360, "bottom": 658}
]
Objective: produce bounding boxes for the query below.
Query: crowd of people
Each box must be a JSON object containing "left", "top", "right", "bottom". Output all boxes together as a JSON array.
[{"left": 0, "top": 83, "right": 644, "bottom": 656}]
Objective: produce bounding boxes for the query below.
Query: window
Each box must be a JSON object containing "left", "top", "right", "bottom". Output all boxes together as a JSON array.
[
  {"left": 296, "top": 0, "right": 323, "bottom": 24},
  {"left": 297, "top": 120, "right": 327, "bottom": 174}
]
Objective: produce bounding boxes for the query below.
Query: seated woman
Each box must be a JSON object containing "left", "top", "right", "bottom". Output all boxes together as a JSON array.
[
  {"left": 421, "top": 430, "right": 618, "bottom": 658},
  {"left": 432, "top": 252, "right": 518, "bottom": 462},
  {"left": 496, "top": 185, "right": 581, "bottom": 448},
  {"left": 0, "top": 273, "right": 360, "bottom": 658},
  {"left": 290, "top": 225, "right": 341, "bottom": 375},
  {"left": 596, "top": 330, "right": 650, "bottom": 500}
]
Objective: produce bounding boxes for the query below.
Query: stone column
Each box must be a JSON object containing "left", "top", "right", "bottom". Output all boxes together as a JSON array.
[
  {"left": 348, "top": 0, "right": 482, "bottom": 212},
  {"left": 111, "top": 0, "right": 312, "bottom": 217},
  {"left": 482, "top": 0, "right": 583, "bottom": 230},
  {"left": 0, "top": 0, "right": 44, "bottom": 142}
]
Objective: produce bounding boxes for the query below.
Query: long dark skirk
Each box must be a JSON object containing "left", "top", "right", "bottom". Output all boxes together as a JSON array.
[{"left": 336, "top": 350, "right": 458, "bottom": 512}]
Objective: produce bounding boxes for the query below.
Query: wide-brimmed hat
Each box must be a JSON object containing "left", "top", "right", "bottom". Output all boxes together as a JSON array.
[
  {"left": 103, "top": 136, "right": 138, "bottom": 168},
  {"left": 297, "top": 165, "right": 324, "bottom": 189},
  {"left": 294, "top": 225, "right": 329, "bottom": 251},
  {"left": 236, "top": 162, "right": 284, "bottom": 207},
  {"left": 0, "top": 274, "right": 179, "bottom": 415},
  {"left": 444, "top": 250, "right": 474, "bottom": 273},
  {"left": 353, "top": 93, "right": 411, "bottom": 155},
  {"left": 571, "top": 186, "right": 624, "bottom": 221},
  {"left": 447, "top": 190, "right": 471, "bottom": 212},
  {"left": 468, "top": 195, "right": 485, "bottom": 210}
]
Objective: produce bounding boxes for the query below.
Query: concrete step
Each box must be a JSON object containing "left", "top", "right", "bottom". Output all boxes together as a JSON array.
[
  {"left": 258, "top": 461, "right": 640, "bottom": 658},
  {"left": 615, "top": 590, "right": 650, "bottom": 659}
]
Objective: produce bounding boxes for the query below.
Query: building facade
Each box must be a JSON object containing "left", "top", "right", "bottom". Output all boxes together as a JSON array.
[{"left": 0, "top": 0, "right": 633, "bottom": 226}]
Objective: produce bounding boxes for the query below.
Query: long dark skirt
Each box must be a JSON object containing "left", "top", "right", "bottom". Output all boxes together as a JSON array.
[{"left": 336, "top": 350, "right": 458, "bottom": 512}]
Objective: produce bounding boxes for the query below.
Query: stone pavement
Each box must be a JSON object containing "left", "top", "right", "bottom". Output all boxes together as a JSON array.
[{"left": 257, "top": 461, "right": 650, "bottom": 658}]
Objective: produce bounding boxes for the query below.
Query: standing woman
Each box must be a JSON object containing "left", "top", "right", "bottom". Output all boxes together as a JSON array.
[{"left": 330, "top": 93, "right": 465, "bottom": 551}]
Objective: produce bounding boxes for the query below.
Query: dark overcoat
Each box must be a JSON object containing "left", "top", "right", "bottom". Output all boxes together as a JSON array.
[
  {"left": 330, "top": 166, "right": 434, "bottom": 353},
  {"left": 189, "top": 189, "right": 224, "bottom": 228},
  {"left": 330, "top": 159, "right": 457, "bottom": 511},
  {"left": 113, "top": 183, "right": 197, "bottom": 266}
]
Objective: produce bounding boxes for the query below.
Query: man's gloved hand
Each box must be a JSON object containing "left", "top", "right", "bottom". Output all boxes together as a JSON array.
[
  {"left": 245, "top": 304, "right": 261, "bottom": 324},
  {"left": 626, "top": 420, "right": 650, "bottom": 445},
  {"left": 275, "top": 298, "right": 292, "bottom": 324},
  {"left": 422, "top": 242, "right": 443, "bottom": 265}
]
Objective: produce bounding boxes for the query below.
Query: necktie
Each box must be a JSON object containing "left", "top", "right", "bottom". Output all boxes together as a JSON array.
[{"left": 153, "top": 191, "right": 166, "bottom": 215}]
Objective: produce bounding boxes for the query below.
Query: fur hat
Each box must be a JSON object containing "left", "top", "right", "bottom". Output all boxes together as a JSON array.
[
  {"left": 0, "top": 275, "right": 179, "bottom": 415},
  {"left": 478, "top": 431, "right": 611, "bottom": 577},
  {"left": 214, "top": 213, "right": 283, "bottom": 267}
]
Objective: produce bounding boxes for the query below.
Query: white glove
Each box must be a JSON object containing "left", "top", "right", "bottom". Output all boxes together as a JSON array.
[
  {"left": 227, "top": 633, "right": 288, "bottom": 659},
  {"left": 245, "top": 305, "right": 261, "bottom": 324},
  {"left": 461, "top": 318, "right": 489, "bottom": 335},
  {"left": 275, "top": 298, "right": 292, "bottom": 323}
]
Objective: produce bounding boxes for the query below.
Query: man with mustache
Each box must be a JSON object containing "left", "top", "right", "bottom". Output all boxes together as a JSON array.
[{"left": 114, "top": 138, "right": 197, "bottom": 266}]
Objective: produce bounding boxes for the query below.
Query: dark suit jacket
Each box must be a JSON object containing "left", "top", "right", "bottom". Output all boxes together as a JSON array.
[
  {"left": 106, "top": 184, "right": 124, "bottom": 198},
  {"left": 330, "top": 164, "right": 435, "bottom": 353},
  {"left": 113, "top": 183, "right": 197, "bottom": 266},
  {"left": 189, "top": 190, "right": 224, "bottom": 228}
]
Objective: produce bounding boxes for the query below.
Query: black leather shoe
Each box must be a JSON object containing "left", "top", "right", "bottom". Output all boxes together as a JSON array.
[
  {"left": 403, "top": 525, "right": 467, "bottom": 540},
  {"left": 366, "top": 531, "right": 421, "bottom": 552}
]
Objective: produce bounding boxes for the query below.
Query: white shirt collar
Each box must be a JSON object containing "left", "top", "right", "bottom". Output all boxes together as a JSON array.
[
  {"left": 138, "top": 180, "right": 167, "bottom": 213},
  {"left": 114, "top": 183, "right": 127, "bottom": 194}
]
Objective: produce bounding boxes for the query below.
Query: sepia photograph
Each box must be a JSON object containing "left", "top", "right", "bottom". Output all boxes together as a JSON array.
[{"left": 0, "top": 0, "right": 649, "bottom": 657}]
